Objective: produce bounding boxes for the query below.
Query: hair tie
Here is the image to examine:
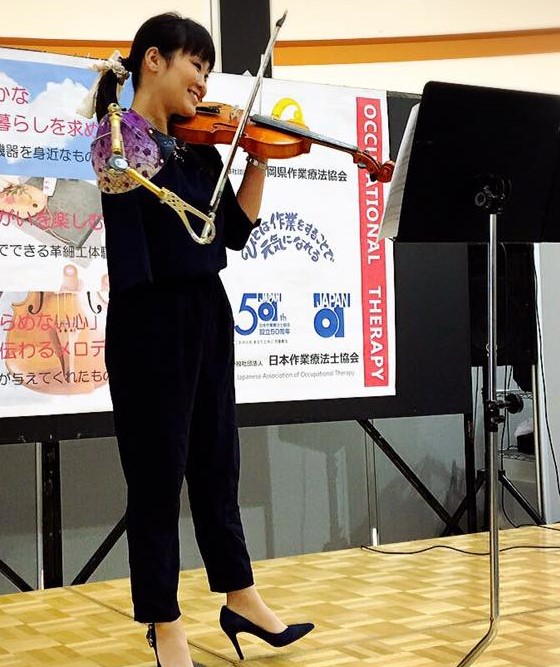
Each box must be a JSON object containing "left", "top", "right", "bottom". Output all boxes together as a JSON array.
[
  {"left": 119, "top": 56, "right": 131, "bottom": 72},
  {"left": 91, "top": 50, "right": 130, "bottom": 85},
  {"left": 76, "top": 49, "right": 130, "bottom": 119}
]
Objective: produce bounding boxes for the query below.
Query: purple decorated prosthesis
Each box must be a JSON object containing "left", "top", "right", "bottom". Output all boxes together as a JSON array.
[
  {"left": 91, "top": 109, "right": 166, "bottom": 194},
  {"left": 90, "top": 106, "right": 217, "bottom": 245}
]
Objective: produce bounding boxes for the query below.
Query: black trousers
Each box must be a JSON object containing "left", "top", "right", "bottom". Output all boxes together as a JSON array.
[{"left": 105, "top": 275, "right": 254, "bottom": 623}]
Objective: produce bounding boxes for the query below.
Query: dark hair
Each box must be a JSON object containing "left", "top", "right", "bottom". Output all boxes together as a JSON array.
[{"left": 95, "top": 12, "right": 215, "bottom": 121}]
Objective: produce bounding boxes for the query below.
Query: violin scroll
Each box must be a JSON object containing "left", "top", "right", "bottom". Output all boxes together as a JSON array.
[{"left": 354, "top": 153, "right": 394, "bottom": 183}]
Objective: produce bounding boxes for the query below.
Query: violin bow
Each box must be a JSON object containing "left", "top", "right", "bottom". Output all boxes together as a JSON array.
[{"left": 206, "top": 10, "right": 288, "bottom": 220}]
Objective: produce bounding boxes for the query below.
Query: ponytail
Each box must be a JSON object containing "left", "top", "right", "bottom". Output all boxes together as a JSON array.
[{"left": 95, "top": 69, "right": 120, "bottom": 121}]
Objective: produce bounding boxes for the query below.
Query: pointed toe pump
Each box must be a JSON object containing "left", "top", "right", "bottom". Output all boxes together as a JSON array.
[
  {"left": 219, "top": 605, "right": 314, "bottom": 660},
  {"left": 146, "top": 623, "right": 162, "bottom": 667}
]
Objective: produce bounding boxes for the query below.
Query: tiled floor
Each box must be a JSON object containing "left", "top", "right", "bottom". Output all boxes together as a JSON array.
[{"left": 1, "top": 526, "right": 560, "bottom": 666}]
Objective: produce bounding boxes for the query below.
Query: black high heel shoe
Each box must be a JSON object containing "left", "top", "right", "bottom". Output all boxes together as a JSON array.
[
  {"left": 219, "top": 605, "right": 314, "bottom": 660},
  {"left": 146, "top": 623, "right": 161, "bottom": 667}
]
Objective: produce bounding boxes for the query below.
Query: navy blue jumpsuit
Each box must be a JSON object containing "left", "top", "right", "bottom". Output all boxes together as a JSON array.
[{"left": 102, "top": 139, "right": 255, "bottom": 623}]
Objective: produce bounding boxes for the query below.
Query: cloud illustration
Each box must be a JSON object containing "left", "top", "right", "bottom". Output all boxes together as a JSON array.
[{"left": 0, "top": 71, "right": 91, "bottom": 162}]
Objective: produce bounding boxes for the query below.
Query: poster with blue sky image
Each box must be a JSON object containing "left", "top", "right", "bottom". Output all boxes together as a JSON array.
[{"left": 0, "top": 48, "right": 132, "bottom": 180}]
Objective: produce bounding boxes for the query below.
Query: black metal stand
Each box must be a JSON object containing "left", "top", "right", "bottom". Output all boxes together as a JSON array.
[
  {"left": 72, "top": 515, "right": 126, "bottom": 585},
  {"left": 0, "top": 558, "right": 32, "bottom": 591},
  {"left": 357, "top": 416, "right": 477, "bottom": 536},
  {"left": 56, "top": 412, "right": 481, "bottom": 584},
  {"left": 498, "top": 470, "right": 543, "bottom": 523},
  {"left": 441, "top": 470, "right": 486, "bottom": 538}
]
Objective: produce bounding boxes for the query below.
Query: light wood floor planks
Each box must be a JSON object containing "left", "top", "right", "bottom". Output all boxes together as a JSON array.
[{"left": 2, "top": 526, "right": 560, "bottom": 666}]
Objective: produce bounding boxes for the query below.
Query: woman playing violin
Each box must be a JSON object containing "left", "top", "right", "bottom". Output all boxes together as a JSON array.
[{"left": 94, "top": 12, "right": 313, "bottom": 667}]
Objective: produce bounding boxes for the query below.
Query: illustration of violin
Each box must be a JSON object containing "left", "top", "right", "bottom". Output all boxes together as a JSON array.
[{"left": 5, "top": 265, "right": 108, "bottom": 395}]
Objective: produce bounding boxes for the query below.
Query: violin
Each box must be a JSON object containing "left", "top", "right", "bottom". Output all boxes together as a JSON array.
[{"left": 170, "top": 102, "right": 394, "bottom": 183}]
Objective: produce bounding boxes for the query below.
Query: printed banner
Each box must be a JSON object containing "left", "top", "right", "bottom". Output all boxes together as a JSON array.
[
  {"left": 212, "top": 74, "right": 395, "bottom": 403},
  {"left": 0, "top": 49, "right": 395, "bottom": 417}
]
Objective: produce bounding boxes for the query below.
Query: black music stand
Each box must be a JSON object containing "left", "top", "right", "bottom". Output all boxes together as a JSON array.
[{"left": 392, "top": 80, "right": 560, "bottom": 666}]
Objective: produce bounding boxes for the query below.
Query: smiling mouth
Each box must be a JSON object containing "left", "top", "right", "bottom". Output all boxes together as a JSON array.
[{"left": 188, "top": 90, "right": 200, "bottom": 104}]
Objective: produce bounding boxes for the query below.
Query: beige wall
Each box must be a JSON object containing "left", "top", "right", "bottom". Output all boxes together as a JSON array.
[
  {"left": 1, "top": 0, "right": 212, "bottom": 39},
  {"left": 6, "top": 1, "right": 560, "bottom": 43},
  {"left": 273, "top": 52, "right": 560, "bottom": 95},
  {"left": 269, "top": 1, "right": 560, "bottom": 95},
  {"left": 2, "top": 2, "right": 559, "bottom": 94},
  {"left": 271, "top": 0, "right": 560, "bottom": 40}
]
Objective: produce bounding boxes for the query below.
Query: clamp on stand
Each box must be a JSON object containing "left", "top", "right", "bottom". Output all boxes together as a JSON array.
[{"left": 484, "top": 391, "right": 524, "bottom": 434}]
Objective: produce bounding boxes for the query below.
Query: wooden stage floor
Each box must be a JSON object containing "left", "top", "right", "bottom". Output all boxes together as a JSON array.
[{"left": 2, "top": 526, "right": 560, "bottom": 666}]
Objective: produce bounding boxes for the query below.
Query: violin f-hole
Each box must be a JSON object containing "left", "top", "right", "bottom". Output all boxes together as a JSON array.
[{"left": 27, "top": 292, "right": 44, "bottom": 315}]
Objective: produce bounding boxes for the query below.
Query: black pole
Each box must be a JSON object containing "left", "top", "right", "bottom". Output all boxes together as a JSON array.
[{"left": 42, "top": 441, "right": 63, "bottom": 588}]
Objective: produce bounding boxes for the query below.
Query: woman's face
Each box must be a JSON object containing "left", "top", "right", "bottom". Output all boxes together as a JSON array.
[{"left": 151, "top": 49, "right": 211, "bottom": 119}]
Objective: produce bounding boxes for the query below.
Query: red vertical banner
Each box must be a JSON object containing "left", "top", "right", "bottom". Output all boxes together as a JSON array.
[{"left": 356, "top": 97, "right": 388, "bottom": 388}]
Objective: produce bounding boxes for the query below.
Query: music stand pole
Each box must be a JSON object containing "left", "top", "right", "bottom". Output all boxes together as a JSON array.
[{"left": 458, "top": 179, "right": 510, "bottom": 665}]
